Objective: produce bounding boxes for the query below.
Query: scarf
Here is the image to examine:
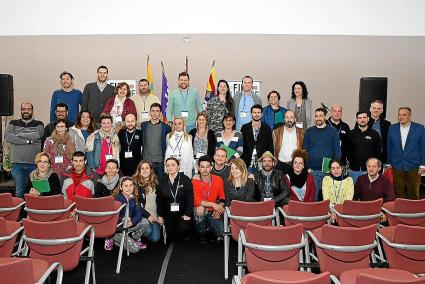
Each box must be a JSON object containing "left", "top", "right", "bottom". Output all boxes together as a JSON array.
[
  {"left": 51, "top": 130, "right": 76, "bottom": 159},
  {"left": 29, "top": 168, "right": 53, "bottom": 182},
  {"left": 288, "top": 168, "right": 308, "bottom": 188},
  {"left": 71, "top": 169, "right": 85, "bottom": 186},
  {"left": 101, "top": 174, "right": 120, "bottom": 191},
  {"left": 330, "top": 174, "right": 344, "bottom": 181}
]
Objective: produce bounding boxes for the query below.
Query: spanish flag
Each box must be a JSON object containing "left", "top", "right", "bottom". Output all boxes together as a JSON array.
[
  {"left": 205, "top": 60, "right": 216, "bottom": 103},
  {"left": 147, "top": 55, "right": 154, "bottom": 93}
]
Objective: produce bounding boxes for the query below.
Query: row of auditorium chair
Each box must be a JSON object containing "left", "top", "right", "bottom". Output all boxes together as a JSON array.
[
  {"left": 224, "top": 199, "right": 425, "bottom": 283},
  {"left": 0, "top": 193, "right": 424, "bottom": 283},
  {"left": 0, "top": 193, "right": 134, "bottom": 284}
]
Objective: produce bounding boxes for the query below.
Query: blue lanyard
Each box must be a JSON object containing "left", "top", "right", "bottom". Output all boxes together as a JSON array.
[
  {"left": 125, "top": 130, "right": 136, "bottom": 151},
  {"left": 168, "top": 174, "right": 181, "bottom": 203},
  {"left": 242, "top": 93, "right": 251, "bottom": 110},
  {"left": 179, "top": 89, "right": 189, "bottom": 109},
  {"left": 169, "top": 135, "right": 183, "bottom": 155},
  {"left": 332, "top": 176, "right": 344, "bottom": 203}
]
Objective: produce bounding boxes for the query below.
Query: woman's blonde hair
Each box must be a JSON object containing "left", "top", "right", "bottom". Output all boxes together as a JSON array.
[
  {"left": 168, "top": 117, "right": 190, "bottom": 141},
  {"left": 34, "top": 152, "right": 51, "bottom": 165},
  {"left": 228, "top": 158, "right": 248, "bottom": 186},
  {"left": 112, "top": 177, "right": 139, "bottom": 203},
  {"left": 132, "top": 161, "right": 158, "bottom": 195}
]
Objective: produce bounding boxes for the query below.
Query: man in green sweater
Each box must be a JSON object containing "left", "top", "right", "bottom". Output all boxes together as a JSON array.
[{"left": 166, "top": 71, "right": 203, "bottom": 131}]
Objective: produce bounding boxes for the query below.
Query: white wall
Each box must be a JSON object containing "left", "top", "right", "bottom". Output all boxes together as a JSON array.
[{"left": 1, "top": 0, "right": 425, "bottom": 36}]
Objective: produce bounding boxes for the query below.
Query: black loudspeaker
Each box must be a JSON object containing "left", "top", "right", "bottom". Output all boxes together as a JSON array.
[
  {"left": 358, "top": 77, "right": 388, "bottom": 119},
  {"left": 0, "top": 74, "right": 14, "bottom": 116}
]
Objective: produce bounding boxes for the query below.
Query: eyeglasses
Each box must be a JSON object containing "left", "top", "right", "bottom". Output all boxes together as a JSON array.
[{"left": 37, "top": 160, "right": 49, "bottom": 164}]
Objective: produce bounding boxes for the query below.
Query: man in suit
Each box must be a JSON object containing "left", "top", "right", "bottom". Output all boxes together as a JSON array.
[
  {"left": 387, "top": 107, "right": 425, "bottom": 199},
  {"left": 241, "top": 104, "right": 273, "bottom": 173}
]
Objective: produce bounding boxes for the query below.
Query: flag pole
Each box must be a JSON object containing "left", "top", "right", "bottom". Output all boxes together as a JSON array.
[
  {"left": 185, "top": 56, "right": 188, "bottom": 73},
  {"left": 161, "top": 61, "right": 165, "bottom": 73}
]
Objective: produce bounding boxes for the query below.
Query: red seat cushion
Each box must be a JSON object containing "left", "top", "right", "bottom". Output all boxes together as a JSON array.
[
  {"left": 283, "top": 200, "right": 330, "bottom": 231},
  {"left": 242, "top": 270, "right": 330, "bottom": 284},
  {"left": 0, "top": 217, "right": 21, "bottom": 257},
  {"left": 340, "top": 268, "right": 417, "bottom": 284}
]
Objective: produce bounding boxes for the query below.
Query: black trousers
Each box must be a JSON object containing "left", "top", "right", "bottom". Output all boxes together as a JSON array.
[{"left": 163, "top": 212, "right": 192, "bottom": 241}]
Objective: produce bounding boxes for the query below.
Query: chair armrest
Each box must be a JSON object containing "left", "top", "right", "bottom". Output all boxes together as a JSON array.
[
  {"left": 24, "top": 224, "right": 94, "bottom": 245},
  {"left": 36, "top": 262, "right": 63, "bottom": 284},
  {"left": 239, "top": 229, "right": 306, "bottom": 252},
  {"left": 279, "top": 207, "right": 331, "bottom": 222},
  {"left": 232, "top": 275, "right": 242, "bottom": 284},
  {"left": 306, "top": 231, "right": 377, "bottom": 252},
  {"left": 0, "top": 201, "right": 26, "bottom": 212},
  {"left": 330, "top": 275, "right": 341, "bottom": 284},
  {"left": 331, "top": 207, "right": 382, "bottom": 221},
  {"left": 75, "top": 203, "right": 126, "bottom": 217},
  {"left": 376, "top": 232, "right": 425, "bottom": 251},
  {"left": 25, "top": 202, "right": 75, "bottom": 215},
  {"left": 381, "top": 207, "right": 425, "bottom": 218},
  {"left": 0, "top": 226, "right": 24, "bottom": 242}
]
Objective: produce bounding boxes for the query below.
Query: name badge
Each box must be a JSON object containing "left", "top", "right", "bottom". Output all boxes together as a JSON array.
[
  {"left": 365, "top": 136, "right": 371, "bottom": 140},
  {"left": 296, "top": 122, "right": 303, "bottom": 128},
  {"left": 341, "top": 130, "right": 346, "bottom": 134},
  {"left": 252, "top": 148, "right": 257, "bottom": 155},
  {"left": 231, "top": 136, "right": 239, "bottom": 142},
  {"left": 115, "top": 116, "right": 123, "bottom": 123},
  {"left": 181, "top": 111, "right": 189, "bottom": 118},
  {"left": 141, "top": 112, "right": 149, "bottom": 119},
  {"left": 125, "top": 151, "right": 133, "bottom": 158},
  {"left": 105, "top": 154, "right": 113, "bottom": 160},
  {"left": 55, "top": 155, "right": 64, "bottom": 164},
  {"left": 196, "top": 152, "right": 204, "bottom": 159},
  {"left": 135, "top": 135, "right": 140, "bottom": 140},
  {"left": 263, "top": 197, "right": 273, "bottom": 201},
  {"left": 216, "top": 137, "right": 223, "bottom": 142},
  {"left": 240, "top": 111, "right": 247, "bottom": 118},
  {"left": 170, "top": 202, "right": 180, "bottom": 212}
]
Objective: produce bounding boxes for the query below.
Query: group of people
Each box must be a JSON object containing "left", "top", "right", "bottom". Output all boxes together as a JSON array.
[{"left": 4, "top": 65, "right": 425, "bottom": 250}]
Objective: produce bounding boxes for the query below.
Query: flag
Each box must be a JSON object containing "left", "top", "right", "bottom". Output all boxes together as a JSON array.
[
  {"left": 205, "top": 60, "right": 216, "bottom": 103},
  {"left": 147, "top": 56, "right": 154, "bottom": 93},
  {"left": 161, "top": 62, "right": 169, "bottom": 123}
]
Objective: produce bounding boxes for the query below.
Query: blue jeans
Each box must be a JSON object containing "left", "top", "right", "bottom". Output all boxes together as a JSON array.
[
  {"left": 348, "top": 169, "right": 366, "bottom": 185},
  {"left": 195, "top": 210, "right": 224, "bottom": 238},
  {"left": 143, "top": 222, "right": 161, "bottom": 243},
  {"left": 11, "top": 163, "right": 37, "bottom": 198},
  {"left": 311, "top": 170, "right": 326, "bottom": 201},
  {"left": 151, "top": 162, "right": 164, "bottom": 179}
]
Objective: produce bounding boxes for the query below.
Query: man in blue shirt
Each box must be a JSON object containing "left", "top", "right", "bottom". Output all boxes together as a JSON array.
[
  {"left": 166, "top": 71, "right": 203, "bottom": 132},
  {"left": 303, "top": 107, "right": 341, "bottom": 200},
  {"left": 50, "top": 71, "right": 82, "bottom": 123},
  {"left": 233, "top": 76, "right": 262, "bottom": 130}
]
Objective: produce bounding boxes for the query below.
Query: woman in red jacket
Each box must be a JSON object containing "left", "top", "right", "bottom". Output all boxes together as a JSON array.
[
  {"left": 283, "top": 149, "right": 315, "bottom": 202},
  {"left": 103, "top": 82, "right": 137, "bottom": 126}
]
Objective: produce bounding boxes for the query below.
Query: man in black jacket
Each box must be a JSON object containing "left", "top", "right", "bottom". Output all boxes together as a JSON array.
[
  {"left": 118, "top": 114, "right": 143, "bottom": 176},
  {"left": 241, "top": 104, "right": 273, "bottom": 173},
  {"left": 368, "top": 100, "right": 391, "bottom": 164},
  {"left": 345, "top": 111, "right": 382, "bottom": 184},
  {"left": 254, "top": 151, "right": 289, "bottom": 207}
]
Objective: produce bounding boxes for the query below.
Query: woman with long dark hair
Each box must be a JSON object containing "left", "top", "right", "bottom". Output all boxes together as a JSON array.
[
  {"left": 287, "top": 81, "right": 312, "bottom": 131},
  {"left": 69, "top": 110, "right": 97, "bottom": 152},
  {"left": 206, "top": 79, "right": 234, "bottom": 133}
]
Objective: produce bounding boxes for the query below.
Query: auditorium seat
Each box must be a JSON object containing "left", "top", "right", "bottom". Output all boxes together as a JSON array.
[
  {"left": 74, "top": 195, "right": 127, "bottom": 274},
  {"left": 307, "top": 224, "right": 377, "bottom": 278},
  {"left": 340, "top": 268, "right": 423, "bottom": 284},
  {"left": 332, "top": 199, "right": 383, "bottom": 228},
  {"left": 22, "top": 218, "right": 95, "bottom": 284},
  {"left": 0, "top": 192, "right": 25, "bottom": 221},
  {"left": 0, "top": 257, "right": 63, "bottom": 284},
  {"left": 0, "top": 217, "right": 23, "bottom": 257},
  {"left": 232, "top": 270, "right": 330, "bottom": 284},
  {"left": 224, "top": 200, "right": 278, "bottom": 279},
  {"left": 24, "top": 194, "right": 74, "bottom": 222},
  {"left": 377, "top": 224, "right": 425, "bottom": 274},
  {"left": 382, "top": 198, "right": 425, "bottom": 226},
  {"left": 237, "top": 223, "right": 304, "bottom": 278}
]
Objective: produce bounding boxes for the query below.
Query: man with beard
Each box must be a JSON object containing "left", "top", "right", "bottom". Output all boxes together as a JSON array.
[
  {"left": 211, "top": 148, "right": 230, "bottom": 182},
  {"left": 233, "top": 76, "right": 262, "bottom": 130},
  {"left": 369, "top": 100, "right": 391, "bottom": 164},
  {"left": 241, "top": 104, "right": 273, "bottom": 173},
  {"left": 42, "top": 103, "right": 73, "bottom": 149},
  {"left": 303, "top": 108, "right": 341, "bottom": 200},
  {"left": 344, "top": 111, "right": 381, "bottom": 184},
  {"left": 254, "top": 151, "right": 289, "bottom": 207},
  {"left": 131, "top": 79, "right": 160, "bottom": 124},
  {"left": 49, "top": 71, "right": 82, "bottom": 124},
  {"left": 273, "top": 110, "right": 305, "bottom": 174},
  {"left": 81, "top": 65, "right": 115, "bottom": 123},
  {"left": 118, "top": 114, "right": 143, "bottom": 176},
  {"left": 327, "top": 104, "right": 350, "bottom": 164},
  {"left": 5, "top": 102, "right": 44, "bottom": 197},
  {"left": 166, "top": 71, "right": 203, "bottom": 132}
]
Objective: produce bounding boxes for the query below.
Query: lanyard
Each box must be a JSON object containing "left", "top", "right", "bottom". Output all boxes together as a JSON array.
[
  {"left": 201, "top": 178, "right": 212, "bottom": 200},
  {"left": 125, "top": 130, "right": 136, "bottom": 151},
  {"left": 264, "top": 175, "right": 271, "bottom": 195},
  {"left": 141, "top": 95, "right": 148, "bottom": 111},
  {"left": 168, "top": 174, "right": 181, "bottom": 203},
  {"left": 105, "top": 137, "right": 112, "bottom": 155},
  {"left": 179, "top": 89, "right": 189, "bottom": 109},
  {"left": 253, "top": 126, "right": 260, "bottom": 141},
  {"left": 332, "top": 176, "right": 344, "bottom": 203},
  {"left": 169, "top": 135, "right": 184, "bottom": 156},
  {"left": 242, "top": 93, "right": 252, "bottom": 110}
]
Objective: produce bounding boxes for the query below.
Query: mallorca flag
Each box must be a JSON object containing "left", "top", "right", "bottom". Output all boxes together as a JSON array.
[
  {"left": 205, "top": 64, "right": 216, "bottom": 103},
  {"left": 161, "top": 69, "right": 169, "bottom": 122},
  {"left": 147, "top": 61, "right": 154, "bottom": 93}
]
